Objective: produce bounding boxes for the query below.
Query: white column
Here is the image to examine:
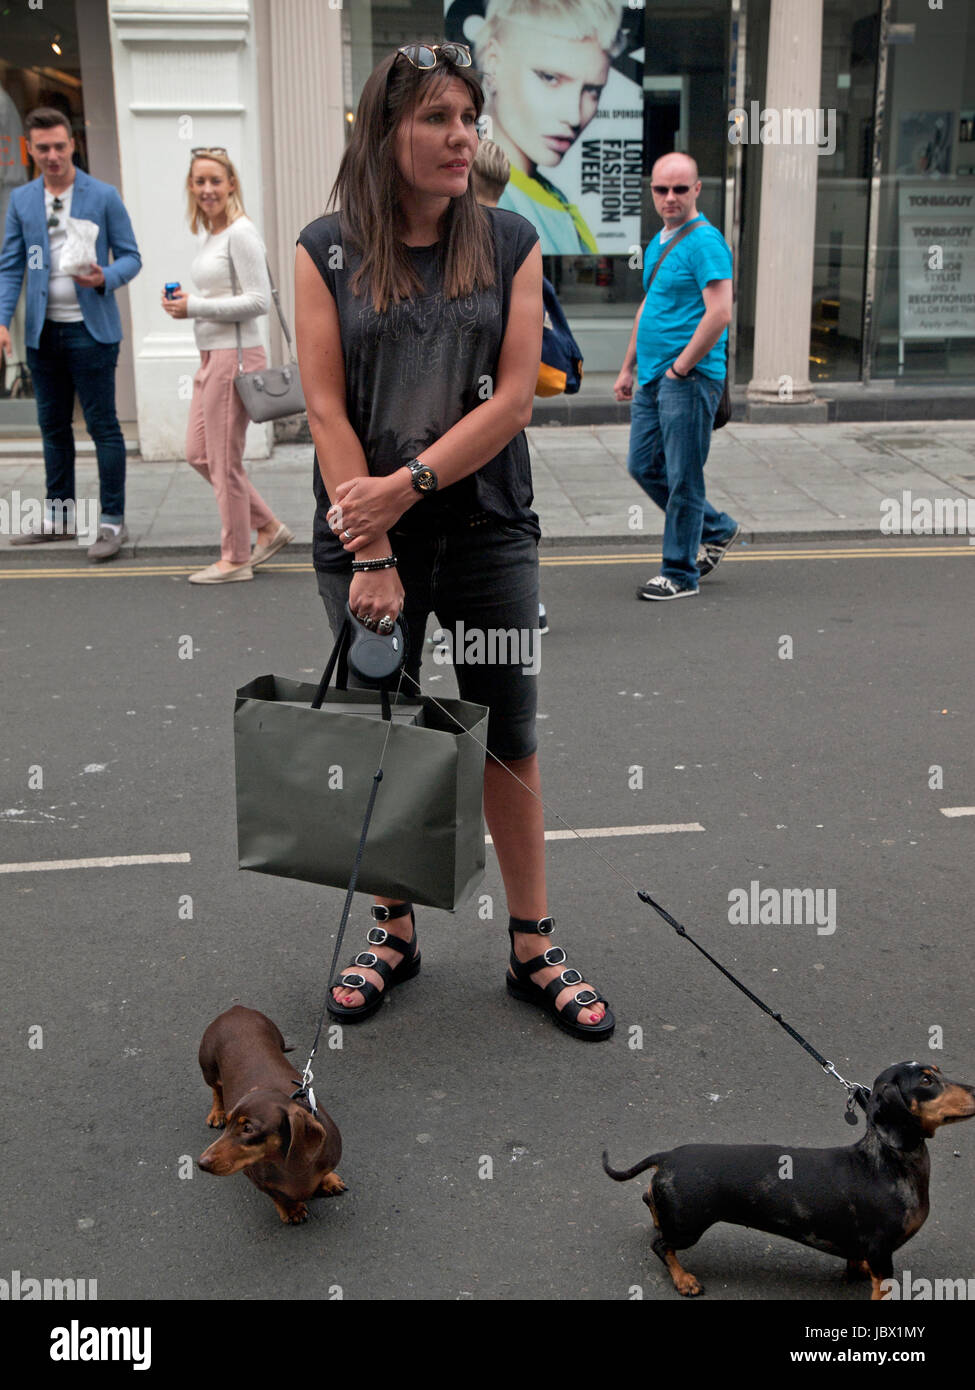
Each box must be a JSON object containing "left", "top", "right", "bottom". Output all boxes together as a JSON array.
[
  {"left": 107, "top": 0, "right": 271, "bottom": 459},
  {"left": 256, "top": 0, "right": 347, "bottom": 356},
  {"left": 746, "top": 0, "right": 824, "bottom": 406}
]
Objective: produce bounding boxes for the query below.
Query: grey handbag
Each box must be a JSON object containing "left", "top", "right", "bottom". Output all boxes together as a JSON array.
[{"left": 228, "top": 246, "right": 306, "bottom": 421}]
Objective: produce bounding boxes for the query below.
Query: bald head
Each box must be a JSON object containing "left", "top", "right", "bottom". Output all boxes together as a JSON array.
[{"left": 650, "top": 152, "right": 701, "bottom": 229}]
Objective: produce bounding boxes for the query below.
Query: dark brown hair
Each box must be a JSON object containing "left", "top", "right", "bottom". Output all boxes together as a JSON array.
[
  {"left": 328, "top": 49, "right": 496, "bottom": 313},
  {"left": 25, "top": 107, "right": 74, "bottom": 138}
]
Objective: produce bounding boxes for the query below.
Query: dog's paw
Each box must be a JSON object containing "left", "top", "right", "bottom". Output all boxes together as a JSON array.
[
  {"left": 674, "top": 1271, "right": 703, "bottom": 1297},
  {"left": 279, "top": 1202, "right": 309, "bottom": 1225},
  {"left": 206, "top": 1107, "right": 226, "bottom": 1128},
  {"left": 319, "top": 1172, "right": 347, "bottom": 1197}
]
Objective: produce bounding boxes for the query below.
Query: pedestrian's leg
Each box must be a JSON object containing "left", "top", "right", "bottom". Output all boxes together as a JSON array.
[
  {"left": 201, "top": 348, "right": 259, "bottom": 565},
  {"left": 68, "top": 324, "right": 126, "bottom": 522},
  {"left": 656, "top": 374, "right": 721, "bottom": 588},
  {"left": 185, "top": 355, "right": 213, "bottom": 485},
  {"left": 25, "top": 322, "right": 77, "bottom": 516},
  {"left": 626, "top": 380, "right": 669, "bottom": 516}
]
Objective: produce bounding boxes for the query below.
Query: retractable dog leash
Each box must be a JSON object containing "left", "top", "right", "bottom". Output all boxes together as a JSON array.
[
  {"left": 384, "top": 669, "right": 872, "bottom": 1123},
  {"left": 291, "top": 615, "right": 408, "bottom": 1117}
]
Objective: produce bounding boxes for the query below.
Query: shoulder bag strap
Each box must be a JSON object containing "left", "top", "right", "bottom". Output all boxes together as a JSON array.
[
  {"left": 226, "top": 242, "right": 245, "bottom": 377},
  {"left": 645, "top": 217, "right": 704, "bottom": 291},
  {"left": 227, "top": 233, "right": 297, "bottom": 367}
]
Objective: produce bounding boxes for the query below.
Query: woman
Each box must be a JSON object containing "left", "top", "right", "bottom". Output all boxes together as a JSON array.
[
  {"left": 473, "top": 0, "right": 625, "bottom": 254},
  {"left": 162, "top": 147, "right": 293, "bottom": 584},
  {"left": 295, "top": 42, "right": 613, "bottom": 1040}
]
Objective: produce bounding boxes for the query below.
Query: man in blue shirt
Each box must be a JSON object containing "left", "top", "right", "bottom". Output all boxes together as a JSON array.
[
  {"left": 0, "top": 108, "right": 141, "bottom": 561},
  {"left": 614, "top": 153, "right": 739, "bottom": 599}
]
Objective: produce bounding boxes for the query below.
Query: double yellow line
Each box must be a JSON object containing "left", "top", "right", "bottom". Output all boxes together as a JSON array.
[{"left": 0, "top": 542, "right": 971, "bottom": 580}]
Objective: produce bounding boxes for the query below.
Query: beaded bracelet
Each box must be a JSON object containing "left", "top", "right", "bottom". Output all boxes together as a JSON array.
[{"left": 350, "top": 555, "right": 398, "bottom": 572}]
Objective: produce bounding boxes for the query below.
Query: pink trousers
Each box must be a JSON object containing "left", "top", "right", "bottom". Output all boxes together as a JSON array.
[{"left": 186, "top": 347, "right": 275, "bottom": 564}]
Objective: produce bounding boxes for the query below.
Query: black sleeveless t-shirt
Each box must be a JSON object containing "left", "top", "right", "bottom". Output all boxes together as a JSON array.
[{"left": 297, "top": 206, "right": 540, "bottom": 572}]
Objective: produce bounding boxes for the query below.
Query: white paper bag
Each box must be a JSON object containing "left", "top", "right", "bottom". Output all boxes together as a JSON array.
[{"left": 60, "top": 217, "right": 100, "bottom": 278}]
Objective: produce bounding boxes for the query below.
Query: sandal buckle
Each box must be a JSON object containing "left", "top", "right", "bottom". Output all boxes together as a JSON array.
[
  {"left": 371, "top": 905, "right": 391, "bottom": 922},
  {"left": 353, "top": 951, "right": 379, "bottom": 968},
  {"left": 536, "top": 916, "right": 556, "bottom": 936},
  {"left": 341, "top": 972, "right": 367, "bottom": 989},
  {"left": 573, "top": 988, "right": 598, "bottom": 1006},
  {"left": 560, "top": 968, "right": 583, "bottom": 986},
  {"left": 543, "top": 946, "right": 567, "bottom": 967},
  {"left": 366, "top": 926, "right": 389, "bottom": 946}
]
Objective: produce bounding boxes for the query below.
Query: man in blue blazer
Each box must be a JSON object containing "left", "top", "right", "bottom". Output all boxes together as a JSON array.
[{"left": 0, "top": 107, "right": 142, "bottom": 560}]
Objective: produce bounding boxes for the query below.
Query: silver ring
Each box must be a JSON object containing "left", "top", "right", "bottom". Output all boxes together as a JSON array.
[
  {"left": 377, "top": 615, "right": 394, "bottom": 634},
  {"left": 342, "top": 528, "right": 352, "bottom": 540},
  {"left": 360, "top": 615, "right": 377, "bottom": 630}
]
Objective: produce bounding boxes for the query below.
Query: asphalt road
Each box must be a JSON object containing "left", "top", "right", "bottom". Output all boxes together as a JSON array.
[{"left": 1, "top": 539, "right": 973, "bottom": 1317}]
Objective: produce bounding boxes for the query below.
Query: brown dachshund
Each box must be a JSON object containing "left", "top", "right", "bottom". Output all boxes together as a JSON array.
[
  {"left": 198, "top": 1005, "right": 345, "bottom": 1224},
  {"left": 603, "top": 1061, "right": 975, "bottom": 1298}
]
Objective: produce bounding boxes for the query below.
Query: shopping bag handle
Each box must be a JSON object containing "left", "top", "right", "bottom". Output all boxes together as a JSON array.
[
  {"left": 309, "top": 617, "right": 394, "bottom": 722},
  {"left": 311, "top": 618, "right": 352, "bottom": 709}
]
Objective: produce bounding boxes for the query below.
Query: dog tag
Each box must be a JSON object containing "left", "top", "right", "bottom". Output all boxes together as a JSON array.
[{"left": 844, "top": 1097, "right": 860, "bottom": 1125}]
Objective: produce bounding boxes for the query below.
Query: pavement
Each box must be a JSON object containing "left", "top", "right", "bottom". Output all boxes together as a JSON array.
[{"left": 2, "top": 419, "right": 975, "bottom": 553}]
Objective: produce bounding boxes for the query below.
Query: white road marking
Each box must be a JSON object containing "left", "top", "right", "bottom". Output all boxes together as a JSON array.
[
  {"left": 0, "top": 852, "right": 192, "bottom": 874},
  {"left": 940, "top": 807, "right": 975, "bottom": 818},
  {"left": 485, "top": 823, "right": 704, "bottom": 844}
]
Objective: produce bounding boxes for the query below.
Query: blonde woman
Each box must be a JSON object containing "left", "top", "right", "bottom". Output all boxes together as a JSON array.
[
  {"left": 474, "top": 0, "right": 623, "bottom": 254},
  {"left": 162, "top": 147, "right": 293, "bottom": 583}
]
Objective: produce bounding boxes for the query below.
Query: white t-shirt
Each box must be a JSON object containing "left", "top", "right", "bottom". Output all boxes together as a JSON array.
[
  {"left": 185, "top": 216, "right": 270, "bottom": 351},
  {"left": 45, "top": 183, "right": 84, "bottom": 322}
]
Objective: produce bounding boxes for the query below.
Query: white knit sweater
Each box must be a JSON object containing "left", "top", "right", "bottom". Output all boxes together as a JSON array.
[{"left": 185, "top": 215, "right": 270, "bottom": 351}]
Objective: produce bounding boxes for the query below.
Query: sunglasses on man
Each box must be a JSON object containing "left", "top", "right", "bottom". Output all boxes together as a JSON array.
[
  {"left": 47, "top": 196, "right": 64, "bottom": 230},
  {"left": 651, "top": 184, "right": 693, "bottom": 195},
  {"left": 397, "top": 43, "right": 472, "bottom": 70}
]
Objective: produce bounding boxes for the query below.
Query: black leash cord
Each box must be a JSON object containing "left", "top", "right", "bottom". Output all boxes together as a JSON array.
[{"left": 392, "top": 671, "right": 870, "bottom": 1115}]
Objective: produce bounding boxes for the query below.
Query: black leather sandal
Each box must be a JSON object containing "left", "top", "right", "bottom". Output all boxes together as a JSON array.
[
  {"left": 505, "top": 915, "right": 615, "bottom": 1041},
  {"left": 326, "top": 902, "right": 421, "bottom": 1023}
]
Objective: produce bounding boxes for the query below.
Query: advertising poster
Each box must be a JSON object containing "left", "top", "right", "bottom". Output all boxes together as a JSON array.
[
  {"left": 898, "top": 183, "right": 975, "bottom": 340},
  {"left": 445, "top": 0, "right": 645, "bottom": 256}
]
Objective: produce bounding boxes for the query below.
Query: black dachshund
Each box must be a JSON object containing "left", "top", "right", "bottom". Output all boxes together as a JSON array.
[{"left": 603, "top": 1062, "right": 975, "bottom": 1298}]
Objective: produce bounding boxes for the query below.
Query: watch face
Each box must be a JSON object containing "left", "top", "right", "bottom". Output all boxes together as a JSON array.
[{"left": 413, "top": 465, "right": 437, "bottom": 493}]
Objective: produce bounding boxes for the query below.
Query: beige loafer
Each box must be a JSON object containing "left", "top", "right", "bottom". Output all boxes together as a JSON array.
[
  {"left": 188, "top": 561, "right": 254, "bottom": 584},
  {"left": 250, "top": 522, "right": 295, "bottom": 567}
]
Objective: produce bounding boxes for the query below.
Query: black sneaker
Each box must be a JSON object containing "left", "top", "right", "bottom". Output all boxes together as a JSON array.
[
  {"left": 697, "top": 524, "right": 741, "bottom": 579},
  {"left": 538, "top": 602, "right": 549, "bottom": 635},
  {"left": 636, "top": 575, "right": 698, "bottom": 601}
]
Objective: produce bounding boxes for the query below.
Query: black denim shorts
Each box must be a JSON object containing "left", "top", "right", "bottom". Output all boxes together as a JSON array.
[{"left": 316, "top": 516, "right": 540, "bottom": 760}]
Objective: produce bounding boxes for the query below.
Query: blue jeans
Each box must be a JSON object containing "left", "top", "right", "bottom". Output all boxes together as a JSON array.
[
  {"left": 627, "top": 371, "right": 736, "bottom": 588},
  {"left": 26, "top": 320, "right": 126, "bottom": 521}
]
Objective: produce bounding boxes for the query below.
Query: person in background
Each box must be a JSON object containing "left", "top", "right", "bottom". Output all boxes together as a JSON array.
[
  {"left": 161, "top": 147, "right": 293, "bottom": 584},
  {"left": 0, "top": 107, "right": 141, "bottom": 560},
  {"left": 614, "top": 152, "right": 739, "bottom": 600}
]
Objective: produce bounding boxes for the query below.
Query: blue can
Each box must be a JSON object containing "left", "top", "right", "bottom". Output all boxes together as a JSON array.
[{"left": 164, "top": 282, "right": 181, "bottom": 299}]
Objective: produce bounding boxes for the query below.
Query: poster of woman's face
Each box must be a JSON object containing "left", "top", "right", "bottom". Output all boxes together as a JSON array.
[{"left": 446, "top": 0, "right": 644, "bottom": 256}]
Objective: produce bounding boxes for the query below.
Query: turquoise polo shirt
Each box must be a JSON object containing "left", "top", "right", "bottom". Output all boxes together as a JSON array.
[{"left": 636, "top": 214, "right": 732, "bottom": 384}]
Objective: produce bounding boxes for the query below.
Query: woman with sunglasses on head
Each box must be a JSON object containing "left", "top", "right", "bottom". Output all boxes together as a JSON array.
[
  {"left": 295, "top": 41, "right": 614, "bottom": 1040},
  {"left": 161, "top": 147, "right": 293, "bottom": 584}
]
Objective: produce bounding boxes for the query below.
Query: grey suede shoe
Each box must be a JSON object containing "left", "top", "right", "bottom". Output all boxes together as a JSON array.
[{"left": 87, "top": 524, "right": 128, "bottom": 563}]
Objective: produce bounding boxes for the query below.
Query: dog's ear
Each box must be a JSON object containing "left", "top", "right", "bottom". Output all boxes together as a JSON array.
[
  {"left": 868, "top": 1073, "right": 923, "bottom": 1146},
  {"left": 281, "top": 1103, "right": 327, "bottom": 1161}
]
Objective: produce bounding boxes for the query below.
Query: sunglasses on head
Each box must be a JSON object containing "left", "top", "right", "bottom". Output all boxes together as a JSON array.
[
  {"left": 652, "top": 183, "right": 692, "bottom": 195},
  {"left": 397, "top": 42, "right": 472, "bottom": 70},
  {"left": 191, "top": 147, "right": 228, "bottom": 157}
]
